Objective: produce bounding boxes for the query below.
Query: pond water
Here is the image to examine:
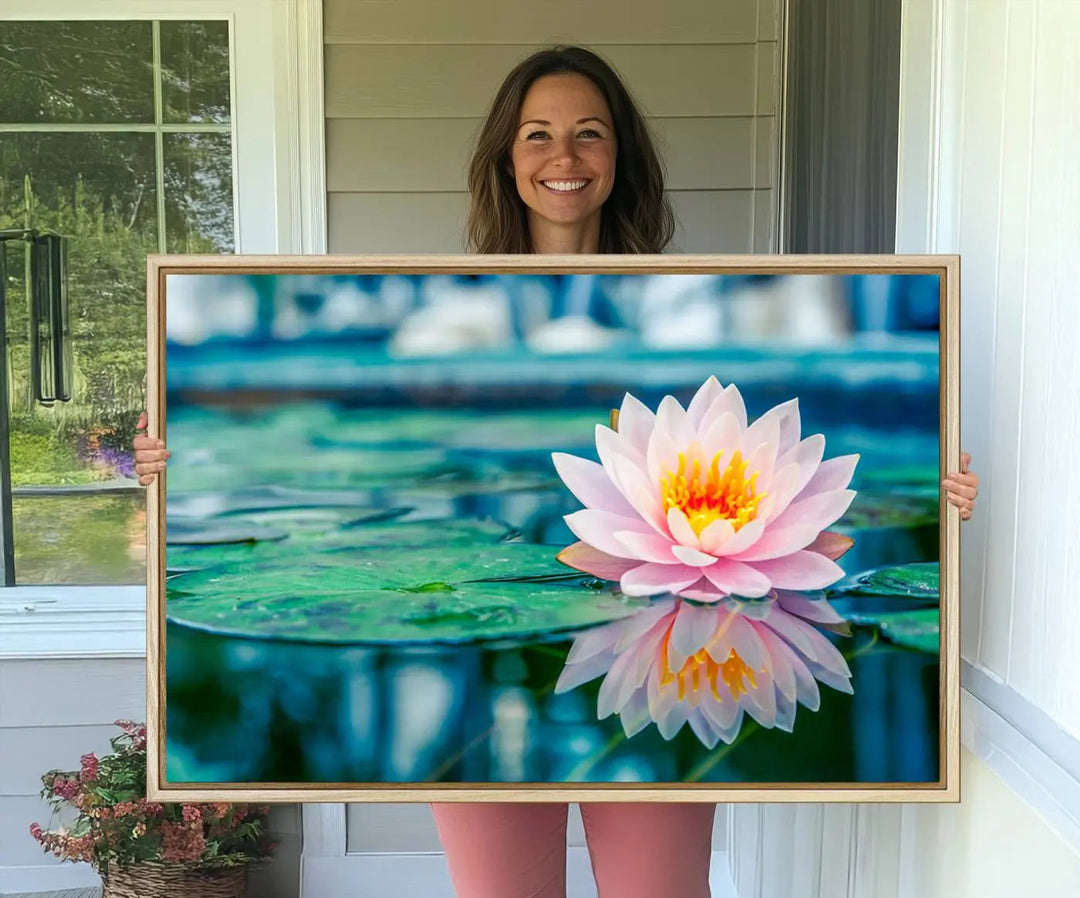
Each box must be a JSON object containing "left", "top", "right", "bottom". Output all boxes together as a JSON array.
[{"left": 164, "top": 366, "right": 941, "bottom": 786}]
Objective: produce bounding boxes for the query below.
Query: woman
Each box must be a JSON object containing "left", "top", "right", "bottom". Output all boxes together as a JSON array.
[{"left": 135, "top": 46, "right": 979, "bottom": 898}]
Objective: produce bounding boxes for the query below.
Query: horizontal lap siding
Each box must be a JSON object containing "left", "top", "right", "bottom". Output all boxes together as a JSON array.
[
  {"left": 0, "top": 659, "right": 145, "bottom": 867},
  {"left": 324, "top": 0, "right": 781, "bottom": 254}
]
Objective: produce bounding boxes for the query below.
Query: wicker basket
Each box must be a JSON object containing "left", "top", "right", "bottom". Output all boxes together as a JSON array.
[{"left": 101, "top": 862, "right": 247, "bottom": 898}]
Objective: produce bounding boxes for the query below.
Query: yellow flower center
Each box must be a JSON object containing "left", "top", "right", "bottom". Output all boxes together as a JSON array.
[
  {"left": 660, "top": 450, "right": 765, "bottom": 535},
  {"left": 660, "top": 630, "right": 758, "bottom": 701}
]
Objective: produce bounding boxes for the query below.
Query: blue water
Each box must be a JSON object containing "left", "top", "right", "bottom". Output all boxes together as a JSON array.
[{"left": 163, "top": 347, "right": 941, "bottom": 787}]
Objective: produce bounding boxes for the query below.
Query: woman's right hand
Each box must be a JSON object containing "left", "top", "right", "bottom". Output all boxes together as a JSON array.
[{"left": 133, "top": 412, "right": 170, "bottom": 486}]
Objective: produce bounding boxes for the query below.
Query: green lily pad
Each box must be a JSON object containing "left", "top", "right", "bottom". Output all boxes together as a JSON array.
[
  {"left": 828, "top": 562, "right": 939, "bottom": 599},
  {"left": 847, "top": 608, "right": 940, "bottom": 654},
  {"left": 166, "top": 517, "right": 527, "bottom": 573},
  {"left": 166, "top": 546, "right": 645, "bottom": 643}
]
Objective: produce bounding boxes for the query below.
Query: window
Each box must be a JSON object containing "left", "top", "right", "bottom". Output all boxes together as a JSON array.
[{"left": 0, "top": 19, "right": 235, "bottom": 584}]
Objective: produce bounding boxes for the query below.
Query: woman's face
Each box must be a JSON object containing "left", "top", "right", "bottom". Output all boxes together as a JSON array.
[{"left": 509, "top": 73, "right": 617, "bottom": 238}]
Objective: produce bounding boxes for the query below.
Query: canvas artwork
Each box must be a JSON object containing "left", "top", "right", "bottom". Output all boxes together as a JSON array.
[{"left": 146, "top": 256, "right": 959, "bottom": 802}]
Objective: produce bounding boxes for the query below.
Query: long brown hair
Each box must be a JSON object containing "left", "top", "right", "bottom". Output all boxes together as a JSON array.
[{"left": 466, "top": 46, "right": 675, "bottom": 254}]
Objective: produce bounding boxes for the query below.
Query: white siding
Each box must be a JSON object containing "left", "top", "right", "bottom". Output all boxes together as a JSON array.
[
  {"left": 897, "top": 0, "right": 1080, "bottom": 734},
  {"left": 323, "top": 0, "right": 782, "bottom": 254}
]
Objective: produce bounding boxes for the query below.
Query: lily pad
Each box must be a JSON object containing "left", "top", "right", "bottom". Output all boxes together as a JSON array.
[
  {"left": 166, "top": 519, "right": 288, "bottom": 546},
  {"left": 166, "top": 546, "right": 646, "bottom": 643},
  {"left": 846, "top": 608, "right": 940, "bottom": 654},
  {"left": 168, "top": 485, "right": 389, "bottom": 518},
  {"left": 167, "top": 517, "right": 530, "bottom": 573},
  {"left": 828, "top": 562, "right": 939, "bottom": 599}
]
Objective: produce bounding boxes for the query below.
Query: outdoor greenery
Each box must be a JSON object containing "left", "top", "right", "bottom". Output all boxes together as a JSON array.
[
  {"left": 1, "top": 20, "right": 233, "bottom": 484},
  {"left": 0, "top": 20, "right": 233, "bottom": 581}
]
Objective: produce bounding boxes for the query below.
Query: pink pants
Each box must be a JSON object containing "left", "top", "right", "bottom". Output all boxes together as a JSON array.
[{"left": 431, "top": 802, "right": 716, "bottom": 898}]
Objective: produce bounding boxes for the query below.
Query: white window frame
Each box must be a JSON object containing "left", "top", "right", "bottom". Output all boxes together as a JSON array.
[{"left": 0, "top": 0, "right": 326, "bottom": 659}]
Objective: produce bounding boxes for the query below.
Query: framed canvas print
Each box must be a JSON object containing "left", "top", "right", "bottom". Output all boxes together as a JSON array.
[{"left": 145, "top": 254, "right": 960, "bottom": 803}]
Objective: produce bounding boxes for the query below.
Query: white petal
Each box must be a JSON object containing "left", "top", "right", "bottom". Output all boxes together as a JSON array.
[
  {"left": 551, "top": 452, "right": 636, "bottom": 516},
  {"left": 698, "top": 518, "right": 735, "bottom": 555},
  {"left": 688, "top": 709, "right": 723, "bottom": 749},
  {"left": 616, "top": 393, "right": 658, "bottom": 457},
  {"left": 611, "top": 453, "right": 670, "bottom": 537},
  {"left": 741, "top": 407, "right": 782, "bottom": 462},
  {"left": 802, "top": 453, "right": 860, "bottom": 495},
  {"left": 672, "top": 544, "right": 718, "bottom": 567},
  {"left": 755, "top": 621, "right": 797, "bottom": 702},
  {"left": 667, "top": 507, "right": 702, "bottom": 549},
  {"left": 702, "top": 383, "right": 748, "bottom": 432},
  {"left": 646, "top": 427, "right": 685, "bottom": 491},
  {"left": 712, "top": 518, "right": 766, "bottom": 557},
  {"left": 703, "top": 558, "right": 773, "bottom": 597},
  {"left": 776, "top": 592, "right": 847, "bottom": 626},
  {"left": 566, "top": 624, "right": 619, "bottom": 663},
  {"left": 729, "top": 523, "right": 821, "bottom": 561},
  {"left": 620, "top": 563, "right": 702, "bottom": 597},
  {"left": 612, "top": 600, "right": 677, "bottom": 652},
  {"left": 654, "top": 394, "right": 697, "bottom": 448},
  {"left": 775, "top": 433, "right": 826, "bottom": 501},
  {"left": 669, "top": 602, "right": 721, "bottom": 670},
  {"left": 751, "top": 550, "right": 845, "bottom": 590},
  {"left": 686, "top": 376, "right": 724, "bottom": 429},
  {"left": 555, "top": 648, "right": 615, "bottom": 693},
  {"left": 564, "top": 509, "right": 656, "bottom": 559},
  {"left": 598, "top": 645, "right": 648, "bottom": 717},
  {"left": 700, "top": 412, "right": 743, "bottom": 461},
  {"left": 615, "top": 530, "right": 680, "bottom": 564}
]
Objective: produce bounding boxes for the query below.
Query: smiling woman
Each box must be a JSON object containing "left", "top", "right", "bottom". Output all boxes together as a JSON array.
[{"left": 465, "top": 46, "right": 674, "bottom": 255}]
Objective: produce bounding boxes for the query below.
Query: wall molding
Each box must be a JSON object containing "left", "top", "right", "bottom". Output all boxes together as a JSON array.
[
  {"left": 280, "top": 0, "right": 327, "bottom": 253},
  {"left": 961, "top": 670, "right": 1080, "bottom": 851},
  {"left": 0, "top": 587, "right": 144, "bottom": 660}
]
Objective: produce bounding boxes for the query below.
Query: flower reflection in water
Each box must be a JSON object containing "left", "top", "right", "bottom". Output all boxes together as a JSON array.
[{"left": 555, "top": 591, "right": 853, "bottom": 749}]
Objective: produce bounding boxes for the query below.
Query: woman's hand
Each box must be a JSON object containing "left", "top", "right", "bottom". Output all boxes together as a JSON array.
[
  {"left": 133, "top": 412, "right": 170, "bottom": 486},
  {"left": 942, "top": 451, "right": 979, "bottom": 521}
]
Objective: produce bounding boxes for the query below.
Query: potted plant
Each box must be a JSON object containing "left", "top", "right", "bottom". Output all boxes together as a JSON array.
[{"left": 30, "top": 720, "right": 275, "bottom": 898}]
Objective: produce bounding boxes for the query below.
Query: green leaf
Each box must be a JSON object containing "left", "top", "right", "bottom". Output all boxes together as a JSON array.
[
  {"left": 828, "top": 561, "right": 939, "bottom": 599},
  {"left": 846, "top": 608, "right": 940, "bottom": 654},
  {"left": 166, "top": 518, "right": 524, "bottom": 573},
  {"left": 167, "top": 539, "right": 648, "bottom": 643}
]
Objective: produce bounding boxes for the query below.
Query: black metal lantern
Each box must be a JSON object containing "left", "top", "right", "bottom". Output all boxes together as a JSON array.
[{"left": 30, "top": 233, "right": 74, "bottom": 404}]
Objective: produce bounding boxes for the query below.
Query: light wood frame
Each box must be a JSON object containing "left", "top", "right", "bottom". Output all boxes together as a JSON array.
[{"left": 145, "top": 253, "right": 960, "bottom": 803}]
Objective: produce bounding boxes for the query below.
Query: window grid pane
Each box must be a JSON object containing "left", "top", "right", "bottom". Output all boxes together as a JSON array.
[{"left": 0, "top": 19, "right": 235, "bottom": 585}]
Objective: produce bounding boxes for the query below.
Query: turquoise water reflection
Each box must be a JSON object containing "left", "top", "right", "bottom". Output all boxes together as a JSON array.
[{"left": 165, "top": 394, "right": 940, "bottom": 785}]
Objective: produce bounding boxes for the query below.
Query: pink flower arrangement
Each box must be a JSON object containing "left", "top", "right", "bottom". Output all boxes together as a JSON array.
[
  {"left": 553, "top": 377, "right": 858, "bottom": 602},
  {"left": 30, "top": 721, "right": 274, "bottom": 876}
]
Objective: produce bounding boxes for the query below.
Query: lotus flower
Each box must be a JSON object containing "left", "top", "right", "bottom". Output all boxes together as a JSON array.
[
  {"left": 552, "top": 377, "right": 858, "bottom": 601},
  {"left": 554, "top": 591, "right": 854, "bottom": 748}
]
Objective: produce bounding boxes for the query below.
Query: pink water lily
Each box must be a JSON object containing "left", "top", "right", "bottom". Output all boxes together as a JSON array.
[
  {"left": 553, "top": 376, "right": 858, "bottom": 601},
  {"left": 554, "top": 591, "right": 854, "bottom": 748}
]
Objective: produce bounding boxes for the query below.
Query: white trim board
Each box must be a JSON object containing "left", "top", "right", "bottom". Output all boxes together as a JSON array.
[
  {"left": 961, "top": 670, "right": 1080, "bottom": 852},
  {"left": 0, "top": 587, "right": 144, "bottom": 660}
]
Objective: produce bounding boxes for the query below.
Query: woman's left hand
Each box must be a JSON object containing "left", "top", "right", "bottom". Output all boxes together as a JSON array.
[{"left": 942, "top": 451, "right": 979, "bottom": 521}]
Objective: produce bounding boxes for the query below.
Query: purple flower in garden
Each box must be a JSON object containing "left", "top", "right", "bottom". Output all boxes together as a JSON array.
[
  {"left": 555, "top": 591, "right": 853, "bottom": 748},
  {"left": 552, "top": 376, "right": 858, "bottom": 601}
]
